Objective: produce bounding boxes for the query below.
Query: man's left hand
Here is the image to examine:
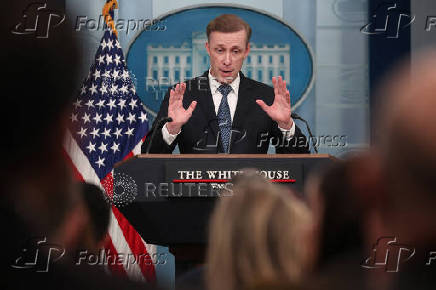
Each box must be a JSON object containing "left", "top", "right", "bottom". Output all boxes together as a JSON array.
[{"left": 256, "top": 76, "right": 293, "bottom": 129}]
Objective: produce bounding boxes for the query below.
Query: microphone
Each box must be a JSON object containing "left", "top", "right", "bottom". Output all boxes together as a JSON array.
[
  {"left": 144, "top": 117, "right": 173, "bottom": 154},
  {"left": 291, "top": 112, "right": 318, "bottom": 154}
]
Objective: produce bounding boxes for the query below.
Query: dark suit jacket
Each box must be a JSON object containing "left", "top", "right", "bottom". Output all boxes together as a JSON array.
[{"left": 142, "top": 71, "right": 310, "bottom": 154}]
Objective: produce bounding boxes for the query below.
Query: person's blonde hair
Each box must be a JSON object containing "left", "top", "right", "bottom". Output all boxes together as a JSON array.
[{"left": 206, "top": 170, "right": 313, "bottom": 290}]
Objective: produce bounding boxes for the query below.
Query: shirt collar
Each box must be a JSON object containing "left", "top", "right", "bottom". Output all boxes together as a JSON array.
[{"left": 208, "top": 69, "right": 240, "bottom": 96}]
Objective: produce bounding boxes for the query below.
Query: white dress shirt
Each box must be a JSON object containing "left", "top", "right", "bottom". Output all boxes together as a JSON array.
[{"left": 162, "top": 70, "right": 295, "bottom": 145}]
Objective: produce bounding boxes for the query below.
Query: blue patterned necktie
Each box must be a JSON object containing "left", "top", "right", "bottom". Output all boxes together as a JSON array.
[{"left": 217, "top": 84, "right": 232, "bottom": 153}]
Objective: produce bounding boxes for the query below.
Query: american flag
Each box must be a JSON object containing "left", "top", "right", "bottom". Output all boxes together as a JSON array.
[
  {"left": 68, "top": 32, "right": 148, "bottom": 181},
  {"left": 63, "top": 0, "right": 156, "bottom": 283}
]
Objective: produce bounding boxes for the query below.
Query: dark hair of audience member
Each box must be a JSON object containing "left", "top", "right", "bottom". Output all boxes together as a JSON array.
[
  {"left": 80, "top": 183, "right": 111, "bottom": 247},
  {"left": 1, "top": 0, "right": 81, "bottom": 242},
  {"left": 307, "top": 159, "right": 365, "bottom": 269},
  {"left": 0, "top": 3, "right": 155, "bottom": 290}
]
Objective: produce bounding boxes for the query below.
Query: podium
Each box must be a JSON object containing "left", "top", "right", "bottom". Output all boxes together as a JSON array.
[{"left": 115, "top": 154, "right": 334, "bottom": 274}]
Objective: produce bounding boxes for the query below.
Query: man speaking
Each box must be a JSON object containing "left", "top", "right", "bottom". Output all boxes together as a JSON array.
[{"left": 142, "top": 14, "right": 310, "bottom": 154}]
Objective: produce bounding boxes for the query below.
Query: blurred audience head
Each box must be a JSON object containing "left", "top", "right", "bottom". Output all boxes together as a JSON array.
[
  {"left": 0, "top": 0, "right": 87, "bottom": 270},
  {"left": 80, "top": 183, "right": 111, "bottom": 251},
  {"left": 306, "top": 158, "right": 365, "bottom": 269},
  {"left": 0, "top": 1, "right": 82, "bottom": 231},
  {"left": 0, "top": 3, "right": 155, "bottom": 290},
  {"left": 367, "top": 50, "right": 436, "bottom": 246},
  {"left": 1, "top": 1, "right": 81, "bottom": 176},
  {"left": 206, "top": 170, "right": 314, "bottom": 290}
]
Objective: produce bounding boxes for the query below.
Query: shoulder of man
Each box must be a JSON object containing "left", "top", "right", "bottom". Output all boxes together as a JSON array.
[{"left": 241, "top": 73, "right": 274, "bottom": 98}]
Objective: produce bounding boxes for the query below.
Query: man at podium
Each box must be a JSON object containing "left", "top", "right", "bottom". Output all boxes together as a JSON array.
[{"left": 142, "top": 14, "right": 309, "bottom": 154}]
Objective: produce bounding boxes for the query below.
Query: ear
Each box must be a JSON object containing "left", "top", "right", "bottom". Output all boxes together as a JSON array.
[
  {"left": 205, "top": 41, "right": 211, "bottom": 56},
  {"left": 244, "top": 42, "right": 250, "bottom": 58}
]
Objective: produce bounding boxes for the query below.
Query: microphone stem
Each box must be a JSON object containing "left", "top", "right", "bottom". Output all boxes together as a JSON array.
[
  {"left": 292, "top": 113, "right": 318, "bottom": 154},
  {"left": 144, "top": 117, "right": 172, "bottom": 154}
]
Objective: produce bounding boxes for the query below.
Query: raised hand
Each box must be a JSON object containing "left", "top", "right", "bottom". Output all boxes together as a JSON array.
[
  {"left": 166, "top": 82, "right": 197, "bottom": 134},
  {"left": 256, "top": 76, "right": 293, "bottom": 129}
]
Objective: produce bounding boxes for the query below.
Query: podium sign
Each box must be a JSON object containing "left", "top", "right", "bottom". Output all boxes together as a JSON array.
[{"left": 115, "top": 154, "right": 334, "bottom": 245}]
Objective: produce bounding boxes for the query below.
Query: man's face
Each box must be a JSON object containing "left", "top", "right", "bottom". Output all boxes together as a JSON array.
[{"left": 205, "top": 30, "right": 250, "bottom": 84}]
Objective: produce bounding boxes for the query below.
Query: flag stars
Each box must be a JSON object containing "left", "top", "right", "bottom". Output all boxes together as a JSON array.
[
  {"left": 102, "top": 128, "right": 111, "bottom": 139},
  {"left": 90, "top": 128, "right": 100, "bottom": 139},
  {"left": 116, "top": 113, "right": 124, "bottom": 125},
  {"left": 102, "top": 70, "right": 111, "bottom": 78},
  {"left": 97, "top": 55, "right": 105, "bottom": 65},
  {"left": 73, "top": 31, "right": 151, "bottom": 173},
  {"left": 119, "top": 85, "right": 129, "bottom": 94},
  {"left": 93, "top": 113, "right": 102, "bottom": 124},
  {"left": 107, "top": 40, "right": 114, "bottom": 50},
  {"left": 113, "top": 128, "right": 122, "bottom": 139},
  {"left": 121, "top": 70, "right": 129, "bottom": 81},
  {"left": 110, "top": 84, "right": 118, "bottom": 95},
  {"left": 138, "top": 111, "right": 148, "bottom": 123},
  {"left": 106, "top": 54, "right": 113, "bottom": 65},
  {"left": 104, "top": 113, "right": 113, "bottom": 124},
  {"left": 96, "top": 99, "right": 105, "bottom": 109},
  {"left": 99, "top": 84, "right": 108, "bottom": 95},
  {"left": 93, "top": 69, "right": 101, "bottom": 80},
  {"left": 73, "top": 99, "right": 82, "bottom": 109},
  {"left": 82, "top": 113, "right": 91, "bottom": 124},
  {"left": 89, "top": 83, "right": 98, "bottom": 95},
  {"left": 125, "top": 127, "right": 134, "bottom": 137},
  {"left": 98, "top": 142, "right": 108, "bottom": 154},
  {"left": 95, "top": 157, "right": 105, "bottom": 168},
  {"left": 85, "top": 99, "right": 95, "bottom": 109},
  {"left": 100, "top": 39, "right": 107, "bottom": 50},
  {"left": 118, "top": 99, "right": 126, "bottom": 110},
  {"left": 77, "top": 127, "right": 87, "bottom": 138},
  {"left": 114, "top": 54, "right": 121, "bottom": 66},
  {"left": 70, "top": 113, "right": 78, "bottom": 123},
  {"left": 129, "top": 99, "right": 138, "bottom": 110},
  {"left": 111, "top": 142, "right": 120, "bottom": 153},
  {"left": 127, "top": 112, "right": 136, "bottom": 124},
  {"left": 112, "top": 69, "right": 120, "bottom": 80},
  {"left": 86, "top": 141, "right": 96, "bottom": 153},
  {"left": 107, "top": 99, "right": 116, "bottom": 110}
]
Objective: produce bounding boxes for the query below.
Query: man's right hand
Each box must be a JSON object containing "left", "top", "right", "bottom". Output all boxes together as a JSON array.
[{"left": 166, "top": 82, "right": 197, "bottom": 134}]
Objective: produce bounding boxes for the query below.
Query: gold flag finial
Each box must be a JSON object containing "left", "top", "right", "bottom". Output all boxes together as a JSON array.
[{"left": 102, "top": 0, "right": 119, "bottom": 37}]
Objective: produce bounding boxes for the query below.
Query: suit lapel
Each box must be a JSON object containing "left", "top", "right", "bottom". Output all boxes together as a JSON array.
[
  {"left": 194, "top": 71, "right": 220, "bottom": 139},
  {"left": 232, "top": 72, "right": 253, "bottom": 132}
]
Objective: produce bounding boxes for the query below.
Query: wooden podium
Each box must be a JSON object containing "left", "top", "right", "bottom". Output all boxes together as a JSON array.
[{"left": 115, "top": 154, "right": 334, "bottom": 274}]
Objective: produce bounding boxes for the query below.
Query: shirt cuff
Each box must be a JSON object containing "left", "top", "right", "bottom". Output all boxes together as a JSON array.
[
  {"left": 162, "top": 123, "right": 180, "bottom": 145},
  {"left": 278, "top": 121, "right": 296, "bottom": 140}
]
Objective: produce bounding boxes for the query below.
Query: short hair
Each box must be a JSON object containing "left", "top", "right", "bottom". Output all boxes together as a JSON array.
[
  {"left": 206, "top": 171, "right": 313, "bottom": 290},
  {"left": 309, "top": 160, "right": 364, "bottom": 268},
  {"left": 206, "top": 14, "right": 252, "bottom": 45}
]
